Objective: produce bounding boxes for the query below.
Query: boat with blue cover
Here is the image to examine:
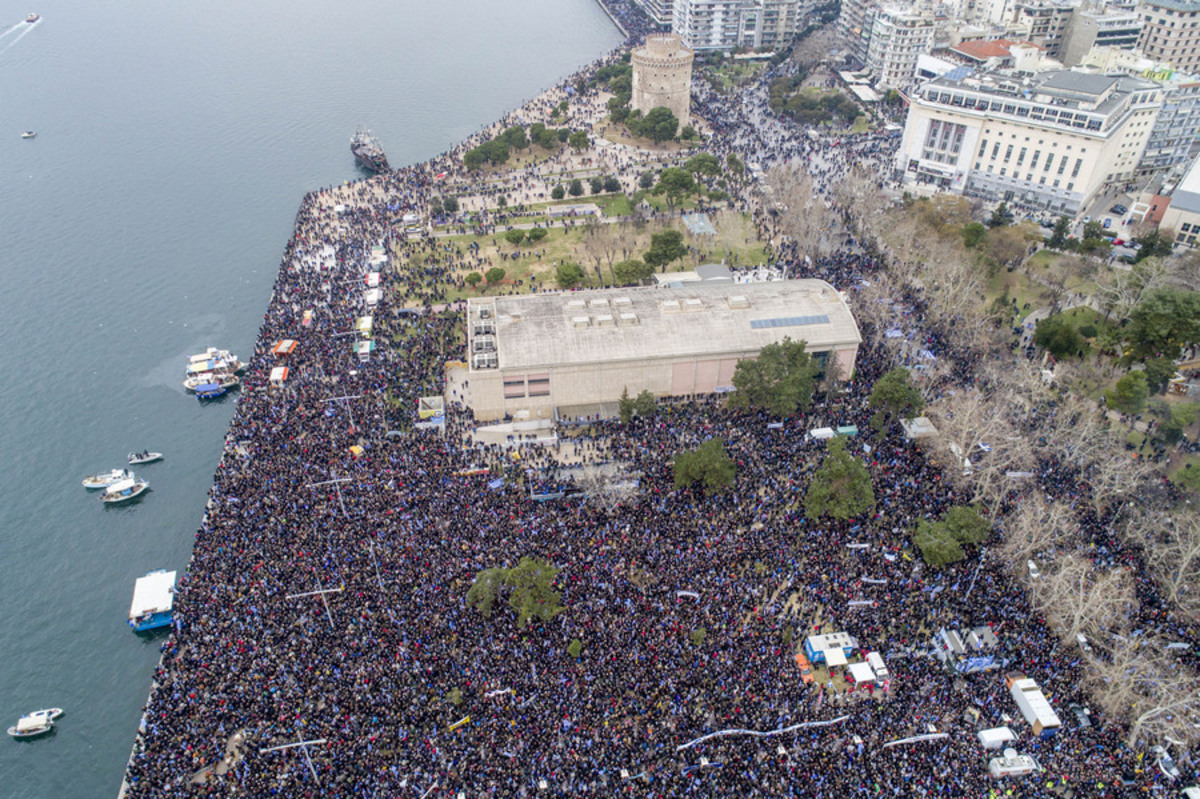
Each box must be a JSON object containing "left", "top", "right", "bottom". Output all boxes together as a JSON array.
[
  {"left": 128, "top": 570, "right": 176, "bottom": 632},
  {"left": 195, "top": 383, "right": 227, "bottom": 401}
]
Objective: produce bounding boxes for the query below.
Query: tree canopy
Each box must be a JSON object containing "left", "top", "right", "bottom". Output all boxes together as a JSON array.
[
  {"left": 729, "top": 337, "right": 818, "bottom": 416},
  {"left": 804, "top": 436, "right": 875, "bottom": 520},
  {"left": 627, "top": 106, "right": 678, "bottom": 142},
  {"left": 1105, "top": 371, "right": 1149, "bottom": 415},
  {"left": 674, "top": 437, "right": 737, "bottom": 494},
  {"left": 1125, "top": 288, "right": 1200, "bottom": 361},
  {"left": 868, "top": 366, "right": 924, "bottom": 431},
  {"left": 912, "top": 505, "right": 991, "bottom": 567},
  {"left": 465, "top": 558, "right": 565, "bottom": 628},
  {"left": 643, "top": 229, "right": 687, "bottom": 271},
  {"left": 652, "top": 167, "right": 697, "bottom": 208}
]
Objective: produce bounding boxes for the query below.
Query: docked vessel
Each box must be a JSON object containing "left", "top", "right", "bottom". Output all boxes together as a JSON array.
[
  {"left": 128, "top": 451, "right": 164, "bottom": 465},
  {"left": 82, "top": 468, "right": 131, "bottom": 490},
  {"left": 351, "top": 128, "right": 390, "bottom": 173},
  {"left": 128, "top": 570, "right": 176, "bottom": 632},
  {"left": 182, "top": 372, "right": 239, "bottom": 393},
  {"left": 195, "top": 383, "right": 228, "bottom": 401},
  {"left": 25, "top": 13, "right": 39, "bottom": 23},
  {"left": 102, "top": 476, "right": 149, "bottom": 504},
  {"left": 7, "top": 710, "right": 59, "bottom": 739},
  {"left": 187, "top": 348, "right": 244, "bottom": 374}
]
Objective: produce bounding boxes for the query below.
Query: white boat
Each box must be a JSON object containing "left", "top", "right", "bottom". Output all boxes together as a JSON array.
[
  {"left": 26, "top": 708, "right": 64, "bottom": 723},
  {"left": 7, "top": 714, "right": 54, "bottom": 739},
  {"left": 128, "top": 451, "right": 164, "bottom": 465},
  {"left": 25, "top": 13, "right": 39, "bottom": 23},
  {"left": 129, "top": 570, "right": 177, "bottom": 632},
  {"left": 182, "top": 372, "right": 239, "bottom": 393},
  {"left": 187, "top": 348, "right": 244, "bottom": 373},
  {"left": 102, "top": 476, "right": 149, "bottom": 504},
  {"left": 82, "top": 468, "right": 130, "bottom": 490},
  {"left": 21, "top": 131, "right": 36, "bottom": 139}
]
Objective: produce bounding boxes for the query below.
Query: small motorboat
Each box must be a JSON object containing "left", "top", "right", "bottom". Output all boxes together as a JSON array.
[
  {"left": 129, "top": 570, "right": 177, "bottom": 632},
  {"left": 26, "top": 709, "right": 64, "bottom": 723},
  {"left": 8, "top": 714, "right": 54, "bottom": 739},
  {"left": 182, "top": 372, "right": 239, "bottom": 393},
  {"left": 101, "top": 476, "right": 149, "bottom": 504},
  {"left": 195, "top": 383, "right": 227, "bottom": 401},
  {"left": 82, "top": 468, "right": 130, "bottom": 490},
  {"left": 25, "top": 13, "right": 39, "bottom": 23},
  {"left": 21, "top": 131, "right": 36, "bottom": 139},
  {"left": 128, "top": 451, "right": 164, "bottom": 465}
]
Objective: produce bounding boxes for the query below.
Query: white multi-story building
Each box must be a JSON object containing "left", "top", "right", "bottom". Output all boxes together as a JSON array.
[
  {"left": 672, "top": 0, "right": 800, "bottom": 50},
  {"left": 1010, "top": 0, "right": 1078, "bottom": 58},
  {"left": 838, "top": 0, "right": 880, "bottom": 62},
  {"left": 1161, "top": 153, "right": 1200, "bottom": 245},
  {"left": 1138, "top": 0, "right": 1200, "bottom": 73},
  {"left": 896, "top": 69, "right": 1162, "bottom": 213},
  {"left": 633, "top": 0, "right": 675, "bottom": 26},
  {"left": 1079, "top": 46, "right": 1200, "bottom": 174},
  {"left": 866, "top": 4, "right": 938, "bottom": 88}
]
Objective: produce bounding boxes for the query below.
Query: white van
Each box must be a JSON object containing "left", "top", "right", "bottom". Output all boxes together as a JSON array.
[
  {"left": 867, "top": 651, "right": 889, "bottom": 680},
  {"left": 978, "top": 727, "right": 1017, "bottom": 750}
]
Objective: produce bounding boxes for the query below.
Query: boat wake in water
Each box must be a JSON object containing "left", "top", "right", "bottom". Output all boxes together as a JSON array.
[
  {"left": 1, "top": 19, "right": 39, "bottom": 53},
  {"left": 0, "top": 21, "right": 24, "bottom": 39}
]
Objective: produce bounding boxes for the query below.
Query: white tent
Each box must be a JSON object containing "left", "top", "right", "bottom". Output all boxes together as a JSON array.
[{"left": 848, "top": 662, "right": 875, "bottom": 683}]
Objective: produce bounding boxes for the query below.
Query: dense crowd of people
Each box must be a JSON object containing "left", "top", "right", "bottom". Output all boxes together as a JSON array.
[{"left": 121, "top": 7, "right": 1196, "bottom": 797}]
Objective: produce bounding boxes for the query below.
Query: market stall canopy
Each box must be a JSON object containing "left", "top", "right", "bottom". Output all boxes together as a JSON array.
[
  {"left": 272, "top": 339, "right": 297, "bottom": 356},
  {"left": 270, "top": 366, "right": 289, "bottom": 384},
  {"left": 848, "top": 661, "right": 875, "bottom": 683},
  {"left": 356, "top": 315, "right": 373, "bottom": 336}
]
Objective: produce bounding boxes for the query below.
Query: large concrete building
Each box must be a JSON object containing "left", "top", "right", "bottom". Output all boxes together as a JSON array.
[
  {"left": 462, "top": 281, "right": 861, "bottom": 422},
  {"left": 632, "top": 0, "right": 675, "bottom": 26},
  {"left": 1058, "top": 6, "right": 1142, "bottom": 66},
  {"left": 672, "top": 0, "right": 801, "bottom": 51},
  {"left": 1138, "top": 0, "right": 1200, "bottom": 72},
  {"left": 896, "top": 68, "right": 1162, "bottom": 213},
  {"left": 631, "top": 33, "right": 695, "bottom": 127}
]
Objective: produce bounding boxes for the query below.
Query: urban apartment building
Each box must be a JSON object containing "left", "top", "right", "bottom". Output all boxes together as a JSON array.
[
  {"left": 632, "top": 0, "right": 675, "bottom": 26},
  {"left": 462, "top": 281, "right": 861, "bottom": 422},
  {"left": 1138, "top": 0, "right": 1200, "bottom": 72},
  {"left": 671, "top": 0, "right": 801, "bottom": 50},
  {"left": 1010, "top": 0, "right": 1077, "bottom": 57},
  {"left": 865, "top": 4, "right": 939, "bottom": 88},
  {"left": 1058, "top": 6, "right": 1143, "bottom": 66},
  {"left": 896, "top": 69, "right": 1162, "bottom": 214}
]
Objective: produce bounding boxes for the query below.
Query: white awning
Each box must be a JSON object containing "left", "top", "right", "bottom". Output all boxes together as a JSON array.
[
  {"left": 129, "top": 570, "right": 177, "bottom": 620},
  {"left": 825, "top": 648, "right": 848, "bottom": 667},
  {"left": 848, "top": 662, "right": 875, "bottom": 682}
]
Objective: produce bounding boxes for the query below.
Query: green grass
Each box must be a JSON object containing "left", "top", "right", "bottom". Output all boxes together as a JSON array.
[
  {"left": 1169, "top": 454, "right": 1200, "bottom": 493},
  {"left": 595, "top": 193, "right": 633, "bottom": 217}
]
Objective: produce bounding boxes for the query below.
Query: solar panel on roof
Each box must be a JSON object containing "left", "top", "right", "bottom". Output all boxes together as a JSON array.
[{"left": 750, "top": 315, "right": 831, "bottom": 330}]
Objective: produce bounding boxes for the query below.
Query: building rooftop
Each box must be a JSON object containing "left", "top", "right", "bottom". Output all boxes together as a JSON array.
[
  {"left": 1172, "top": 154, "right": 1200, "bottom": 214},
  {"left": 468, "top": 280, "right": 861, "bottom": 372},
  {"left": 950, "top": 38, "right": 1037, "bottom": 62}
]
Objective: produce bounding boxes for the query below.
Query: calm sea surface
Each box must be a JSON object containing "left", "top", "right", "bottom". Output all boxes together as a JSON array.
[{"left": 0, "top": 1, "right": 619, "bottom": 794}]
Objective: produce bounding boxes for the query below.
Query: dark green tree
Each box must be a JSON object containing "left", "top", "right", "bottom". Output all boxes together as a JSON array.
[
  {"left": 504, "top": 557, "right": 565, "bottom": 628},
  {"left": 1135, "top": 229, "right": 1175, "bottom": 262},
  {"left": 868, "top": 366, "right": 925, "bottom": 432},
  {"left": 618, "top": 387, "right": 635, "bottom": 424},
  {"left": 684, "top": 152, "right": 722, "bottom": 177},
  {"left": 638, "top": 170, "right": 656, "bottom": 189},
  {"left": 527, "top": 227, "right": 549, "bottom": 243},
  {"left": 680, "top": 125, "right": 698, "bottom": 140},
  {"left": 962, "top": 222, "right": 987, "bottom": 249},
  {"left": 652, "top": 167, "right": 697, "bottom": 208},
  {"left": 504, "top": 229, "right": 526, "bottom": 246},
  {"left": 568, "top": 131, "right": 590, "bottom": 152},
  {"left": 725, "top": 153, "right": 745, "bottom": 181},
  {"left": 988, "top": 202, "right": 1014, "bottom": 228},
  {"left": 643, "top": 229, "right": 687, "bottom": 271},
  {"left": 466, "top": 566, "right": 510, "bottom": 617},
  {"left": 639, "top": 106, "right": 679, "bottom": 142},
  {"left": 464, "top": 148, "right": 486, "bottom": 171},
  {"left": 633, "top": 390, "right": 657, "bottom": 417},
  {"left": 1126, "top": 288, "right": 1200, "bottom": 360},
  {"left": 1033, "top": 316, "right": 1086, "bottom": 358},
  {"left": 465, "top": 272, "right": 483, "bottom": 290},
  {"left": 485, "top": 267, "right": 506, "bottom": 286},
  {"left": 1149, "top": 400, "right": 1200, "bottom": 445},
  {"left": 673, "top": 437, "right": 737, "bottom": 494},
  {"left": 602, "top": 176, "right": 622, "bottom": 193},
  {"left": 589, "top": 176, "right": 603, "bottom": 194},
  {"left": 567, "top": 638, "right": 583, "bottom": 659},
  {"left": 913, "top": 520, "right": 965, "bottom": 567},
  {"left": 729, "top": 337, "right": 818, "bottom": 417},
  {"left": 551, "top": 184, "right": 566, "bottom": 200},
  {"left": 442, "top": 196, "right": 459, "bottom": 214},
  {"left": 804, "top": 436, "right": 875, "bottom": 520},
  {"left": 1048, "top": 216, "right": 1071, "bottom": 250},
  {"left": 568, "top": 179, "right": 585, "bottom": 198},
  {"left": 556, "top": 261, "right": 586, "bottom": 289},
  {"left": 941, "top": 505, "right": 991, "bottom": 545},
  {"left": 1105, "top": 371, "right": 1149, "bottom": 415},
  {"left": 613, "top": 258, "right": 651, "bottom": 286},
  {"left": 501, "top": 125, "right": 528, "bottom": 150}
]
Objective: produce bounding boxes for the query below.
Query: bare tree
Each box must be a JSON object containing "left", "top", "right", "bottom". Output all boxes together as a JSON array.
[
  {"left": 1144, "top": 511, "right": 1200, "bottom": 622},
  {"left": 1033, "top": 554, "right": 1137, "bottom": 646},
  {"left": 766, "top": 164, "right": 836, "bottom": 265},
  {"left": 997, "top": 496, "right": 1076, "bottom": 569},
  {"left": 1084, "top": 639, "right": 1200, "bottom": 748}
]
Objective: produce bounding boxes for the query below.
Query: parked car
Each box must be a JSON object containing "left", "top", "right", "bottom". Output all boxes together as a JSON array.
[
  {"left": 795, "top": 652, "right": 814, "bottom": 684},
  {"left": 1027, "top": 560, "right": 1042, "bottom": 579},
  {"left": 1068, "top": 703, "right": 1092, "bottom": 728},
  {"left": 1110, "top": 204, "right": 1128, "bottom": 215},
  {"left": 1076, "top": 633, "right": 1092, "bottom": 653}
]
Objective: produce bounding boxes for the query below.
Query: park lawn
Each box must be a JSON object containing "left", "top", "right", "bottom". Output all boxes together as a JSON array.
[
  {"left": 1169, "top": 453, "right": 1200, "bottom": 493},
  {"left": 595, "top": 193, "right": 633, "bottom": 217},
  {"left": 595, "top": 122, "right": 695, "bottom": 153},
  {"left": 986, "top": 269, "right": 1047, "bottom": 324},
  {"left": 848, "top": 116, "right": 872, "bottom": 134}
]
